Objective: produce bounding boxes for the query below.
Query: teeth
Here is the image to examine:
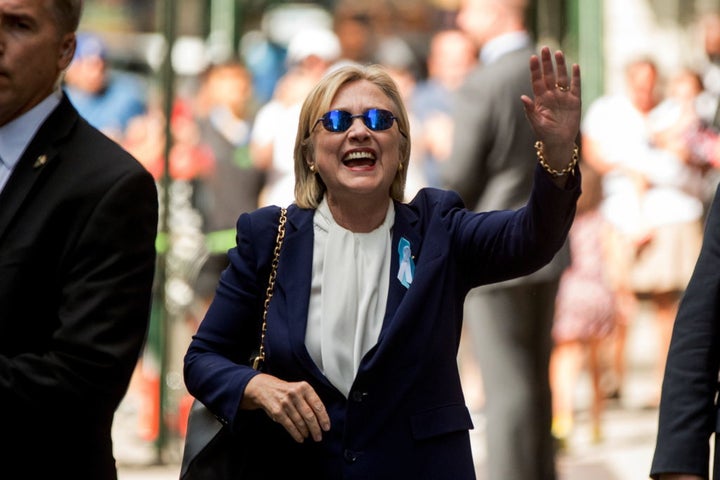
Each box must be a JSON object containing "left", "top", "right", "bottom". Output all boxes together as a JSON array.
[{"left": 344, "top": 151, "right": 375, "bottom": 160}]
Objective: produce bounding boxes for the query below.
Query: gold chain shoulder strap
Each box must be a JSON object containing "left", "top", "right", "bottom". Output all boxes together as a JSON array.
[{"left": 252, "top": 207, "right": 287, "bottom": 370}]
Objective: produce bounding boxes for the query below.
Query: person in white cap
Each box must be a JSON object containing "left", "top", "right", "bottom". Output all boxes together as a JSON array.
[{"left": 250, "top": 28, "right": 342, "bottom": 208}]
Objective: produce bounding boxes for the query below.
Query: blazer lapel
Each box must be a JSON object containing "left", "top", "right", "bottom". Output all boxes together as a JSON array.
[
  {"left": 0, "top": 97, "right": 78, "bottom": 241},
  {"left": 382, "top": 201, "right": 422, "bottom": 333},
  {"left": 274, "top": 203, "right": 425, "bottom": 387},
  {"left": 354, "top": 201, "right": 424, "bottom": 375},
  {"left": 274, "top": 207, "right": 324, "bottom": 376}
]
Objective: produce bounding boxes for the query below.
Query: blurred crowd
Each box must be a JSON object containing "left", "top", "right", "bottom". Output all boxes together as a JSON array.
[{"left": 65, "top": 0, "right": 720, "bottom": 472}]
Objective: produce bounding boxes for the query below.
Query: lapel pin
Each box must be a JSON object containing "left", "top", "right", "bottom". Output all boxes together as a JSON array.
[
  {"left": 397, "top": 237, "right": 415, "bottom": 289},
  {"left": 33, "top": 155, "right": 48, "bottom": 169}
]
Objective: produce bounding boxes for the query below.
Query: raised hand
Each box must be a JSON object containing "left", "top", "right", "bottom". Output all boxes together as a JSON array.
[{"left": 521, "top": 47, "right": 581, "bottom": 165}]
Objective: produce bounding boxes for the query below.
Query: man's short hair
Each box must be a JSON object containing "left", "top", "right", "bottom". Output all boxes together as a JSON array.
[{"left": 52, "top": 0, "right": 83, "bottom": 34}]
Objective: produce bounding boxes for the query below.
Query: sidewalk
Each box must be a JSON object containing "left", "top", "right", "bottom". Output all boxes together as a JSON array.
[
  {"left": 114, "top": 307, "right": 660, "bottom": 480},
  {"left": 471, "top": 385, "right": 658, "bottom": 479},
  {"left": 470, "top": 303, "right": 660, "bottom": 480},
  {"left": 556, "top": 404, "right": 658, "bottom": 480},
  {"left": 555, "top": 303, "right": 659, "bottom": 480},
  {"left": 115, "top": 403, "right": 659, "bottom": 480}
]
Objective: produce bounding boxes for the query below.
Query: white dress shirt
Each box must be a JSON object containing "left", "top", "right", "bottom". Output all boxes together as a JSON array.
[
  {"left": 305, "top": 197, "right": 395, "bottom": 397},
  {"left": 0, "top": 89, "right": 62, "bottom": 193}
]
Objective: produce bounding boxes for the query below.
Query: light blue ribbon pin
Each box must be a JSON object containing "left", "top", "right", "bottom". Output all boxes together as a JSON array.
[{"left": 396, "top": 237, "right": 415, "bottom": 288}]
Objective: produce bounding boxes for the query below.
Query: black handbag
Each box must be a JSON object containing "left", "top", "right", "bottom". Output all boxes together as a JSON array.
[{"left": 179, "top": 208, "right": 287, "bottom": 480}]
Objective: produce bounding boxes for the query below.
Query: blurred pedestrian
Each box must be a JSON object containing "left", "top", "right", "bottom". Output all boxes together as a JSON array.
[
  {"left": 582, "top": 58, "right": 659, "bottom": 403},
  {"left": 651, "top": 67, "right": 718, "bottom": 215},
  {"left": 550, "top": 161, "right": 617, "bottom": 449},
  {"left": 192, "top": 60, "right": 266, "bottom": 323},
  {"left": 373, "top": 34, "right": 426, "bottom": 199},
  {"left": 122, "top": 91, "right": 167, "bottom": 181},
  {"left": 332, "top": 8, "right": 377, "bottom": 66},
  {"left": 412, "top": 29, "right": 477, "bottom": 188},
  {"left": 692, "top": 11, "right": 720, "bottom": 212},
  {"left": 250, "top": 27, "right": 341, "bottom": 208},
  {"left": 700, "top": 11, "right": 720, "bottom": 110},
  {"left": 63, "top": 31, "right": 147, "bottom": 143},
  {"left": 652, "top": 68, "right": 710, "bottom": 168},
  {"left": 184, "top": 49, "right": 581, "bottom": 478},
  {"left": 583, "top": 58, "right": 704, "bottom": 408},
  {"left": 0, "top": 1, "right": 158, "bottom": 478},
  {"left": 442, "top": 0, "right": 570, "bottom": 478}
]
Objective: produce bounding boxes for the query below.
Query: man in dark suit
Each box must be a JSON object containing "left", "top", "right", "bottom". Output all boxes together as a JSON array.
[
  {"left": 650, "top": 184, "right": 720, "bottom": 480},
  {"left": 442, "top": 0, "right": 570, "bottom": 478},
  {"left": 0, "top": 1, "right": 158, "bottom": 478}
]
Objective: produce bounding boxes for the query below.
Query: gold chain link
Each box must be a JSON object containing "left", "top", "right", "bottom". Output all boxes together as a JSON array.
[
  {"left": 534, "top": 141, "right": 579, "bottom": 177},
  {"left": 252, "top": 208, "right": 287, "bottom": 370}
]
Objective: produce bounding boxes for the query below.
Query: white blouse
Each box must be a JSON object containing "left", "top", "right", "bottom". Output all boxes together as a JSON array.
[{"left": 305, "top": 197, "right": 395, "bottom": 397}]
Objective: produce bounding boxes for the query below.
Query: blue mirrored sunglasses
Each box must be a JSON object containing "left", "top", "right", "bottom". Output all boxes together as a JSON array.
[{"left": 315, "top": 108, "right": 399, "bottom": 133}]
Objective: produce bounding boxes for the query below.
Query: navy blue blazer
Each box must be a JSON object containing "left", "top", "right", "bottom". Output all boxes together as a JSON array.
[{"left": 184, "top": 165, "right": 579, "bottom": 479}]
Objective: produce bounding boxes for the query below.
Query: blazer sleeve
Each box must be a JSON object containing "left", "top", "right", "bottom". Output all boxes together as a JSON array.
[
  {"left": 650, "top": 186, "right": 720, "bottom": 479},
  {"left": 184, "top": 206, "right": 281, "bottom": 430},
  {"left": 446, "top": 164, "right": 579, "bottom": 289}
]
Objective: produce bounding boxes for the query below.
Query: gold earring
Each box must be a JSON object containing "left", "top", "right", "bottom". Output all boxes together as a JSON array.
[
  {"left": 398, "top": 163, "right": 404, "bottom": 172},
  {"left": 309, "top": 164, "right": 316, "bottom": 173}
]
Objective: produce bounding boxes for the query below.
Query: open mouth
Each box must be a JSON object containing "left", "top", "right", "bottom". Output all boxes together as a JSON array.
[{"left": 342, "top": 151, "right": 376, "bottom": 168}]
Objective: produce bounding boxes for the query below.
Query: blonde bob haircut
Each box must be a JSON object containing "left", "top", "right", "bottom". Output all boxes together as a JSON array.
[{"left": 293, "top": 64, "right": 411, "bottom": 209}]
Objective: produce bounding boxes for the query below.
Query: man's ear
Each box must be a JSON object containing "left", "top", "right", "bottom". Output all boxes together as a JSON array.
[{"left": 59, "top": 34, "right": 76, "bottom": 68}]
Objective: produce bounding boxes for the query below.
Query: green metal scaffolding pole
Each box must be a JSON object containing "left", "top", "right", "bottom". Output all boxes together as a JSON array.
[{"left": 154, "top": 0, "right": 178, "bottom": 464}]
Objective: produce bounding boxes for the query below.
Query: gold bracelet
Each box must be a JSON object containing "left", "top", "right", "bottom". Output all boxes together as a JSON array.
[{"left": 534, "top": 141, "right": 579, "bottom": 177}]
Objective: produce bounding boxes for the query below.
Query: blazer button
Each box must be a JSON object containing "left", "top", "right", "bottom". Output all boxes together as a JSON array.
[
  {"left": 350, "top": 391, "right": 368, "bottom": 402},
  {"left": 343, "top": 449, "right": 358, "bottom": 463}
]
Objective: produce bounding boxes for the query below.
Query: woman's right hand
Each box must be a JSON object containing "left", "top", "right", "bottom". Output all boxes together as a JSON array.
[{"left": 240, "top": 373, "right": 331, "bottom": 443}]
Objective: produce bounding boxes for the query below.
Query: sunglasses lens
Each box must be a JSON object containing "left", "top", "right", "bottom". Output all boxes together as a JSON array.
[
  {"left": 322, "top": 110, "right": 352, "bottom": 132},
  {"left": 365, "top": 109, "right": 395, "bottom": 130},
  {"left": 319, "top": 109, "right": 396, "bottom": 132}
]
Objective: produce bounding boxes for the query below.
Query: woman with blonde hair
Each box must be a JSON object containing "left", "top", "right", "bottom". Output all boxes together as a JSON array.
[{"left": 184, "top": 47, "right": 581, "bottom": 478}]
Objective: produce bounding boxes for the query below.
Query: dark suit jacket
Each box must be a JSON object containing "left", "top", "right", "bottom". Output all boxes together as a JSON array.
[
  {"left": 184, "top": 166, "right": 579, "bottom": 479},
  {"left": 0, "top": 96, "right": 158, "bottom": 478},
  {"left": 650, "top": 184, "right": 720, "bottom": 479},
  {"left": 442, "top": 44, "right": 570, "bottom": 286}
]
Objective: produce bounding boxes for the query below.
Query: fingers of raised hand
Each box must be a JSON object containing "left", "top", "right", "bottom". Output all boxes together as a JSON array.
[
  {"left": 571, "top": 63, "right": 581, "bottom": 95},
  {"left": 555, "top": 58, "right": 581, "bottom": 99},
  {"left": 552, "top": 50, "right": 570, "bottom": 91},
  {"left": 540, "top": 47, "right": 559, "bottom": 91},
  {"left": 529, "top": 47, "right": 580, "bottom": 97}
]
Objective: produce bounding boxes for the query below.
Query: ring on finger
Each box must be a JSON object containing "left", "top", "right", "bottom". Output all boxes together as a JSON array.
[{"left": 555, "top": 83, "right": 570, "bottom": 92}]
